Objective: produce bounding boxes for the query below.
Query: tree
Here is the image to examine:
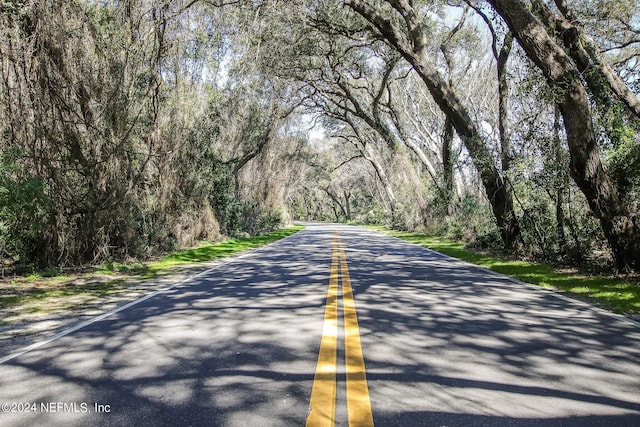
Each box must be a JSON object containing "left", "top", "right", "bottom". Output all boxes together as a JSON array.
[
  {"left": 0, "top": 0, "right": 291, "bottom": 267},
  {"left": 344, "top": 0, "right": 523, "bottom": 249},
  {"left": 487, "top": 0, "right": 640, "bottom": 270}
]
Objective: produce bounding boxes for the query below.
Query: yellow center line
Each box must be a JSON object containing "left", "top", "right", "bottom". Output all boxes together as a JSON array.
[
  {"left": 339, "top": 240, "right": 374, "bottom": 427},
  {"left": 306, "top": 235, "right": 339, "bottom": 426},
  {"left": 307, "top": 232, "right": 374, "bottom": 427}
]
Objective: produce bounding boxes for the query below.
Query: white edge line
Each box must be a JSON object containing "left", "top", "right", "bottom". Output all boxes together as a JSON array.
[
  {"left": 0, "top": 228, "right": 305, "bottom": 365},
  {"left": 375, "top": 229, "right": 640, "bottom": 329},
  {"left": 0, "top": 261, "right": 221, "bottom": 365}
]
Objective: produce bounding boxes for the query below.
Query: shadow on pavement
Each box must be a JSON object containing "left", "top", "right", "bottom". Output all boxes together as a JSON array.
[{"left": 0, "top": 225, "right": 638, "bottom": 426}]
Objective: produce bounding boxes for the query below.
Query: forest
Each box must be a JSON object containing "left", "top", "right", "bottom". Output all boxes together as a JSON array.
[{"left": 1, "top": 0, "right": 639, "bottom": 272}]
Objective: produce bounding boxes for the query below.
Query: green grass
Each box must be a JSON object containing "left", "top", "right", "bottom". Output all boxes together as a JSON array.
[
  {"left": 374, "top": 227, "right": 640, "bottom": 316},
  {"left": 141, "top": 226, "right": 304, "bottom": 277},
  {"left": 0, "top": 226, "right": 304, "bottom": 311}
]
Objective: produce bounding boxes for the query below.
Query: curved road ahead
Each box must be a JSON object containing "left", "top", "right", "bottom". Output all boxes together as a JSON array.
[{"left": 1, "top": 224, "right": 639, "bottom": 426}]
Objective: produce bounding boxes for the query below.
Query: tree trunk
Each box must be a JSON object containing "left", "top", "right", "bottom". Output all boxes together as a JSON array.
[
  {"left": 553, "top": 108, "right": 568, "bottom": 249},
  {"left": 340, "top": 116, "right": 398, "bottom": 214},
  {"left": 441, "top": 117, "right": 455, "bottom": 213},
  {"left": 487, "top": 0, "right": 640, "bottom": 270},
  {"left": 537, "top": 0, "right": 640, "bottom": 120},
  {"left": 345, "top": 0, "right": 523, "bottom": 249},
  {"left": 555, "top": 188, "right": 567, "bottom": 248},
  {"left": 361, "top": 142, "right": 397, "bottom": 215},
  {"left": 530, "top": 0, "right": 635, "bottom": 202},
  {"left": 344, "top": 190, "right": 352, "bottom": 220},
  {"left": 325, "top": 187, "right": 350, "bottom": 221},
  {"left": 497, "top": 33, "right": 513, "bottom": 174}
]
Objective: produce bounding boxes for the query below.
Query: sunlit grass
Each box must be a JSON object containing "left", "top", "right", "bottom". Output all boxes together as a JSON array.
[
  {"left": 141, "top": 226, "right": 304, "bottom": 278},
  {"left": 0, "top": 226, "right": 304, "bottom": 311},
  {"left": 373, "top": 227, "right": 640, "bottom": 315}
]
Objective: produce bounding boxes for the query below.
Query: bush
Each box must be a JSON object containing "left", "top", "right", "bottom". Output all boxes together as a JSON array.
[
  {"left": 469, "top": 230, "right": 503, "bottom": 250},
  {"left": 0, "top": 153, "right": 51, "bottom": 268}
]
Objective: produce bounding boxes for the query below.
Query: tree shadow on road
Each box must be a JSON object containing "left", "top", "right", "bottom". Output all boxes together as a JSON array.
[{"left": 0, "top": 225, "right": 639, "bottom": 426}]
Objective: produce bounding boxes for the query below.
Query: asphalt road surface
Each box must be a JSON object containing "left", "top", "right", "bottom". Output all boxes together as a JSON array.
[{"left": 1, "top": 224, "right": 639, "bottom": 426}]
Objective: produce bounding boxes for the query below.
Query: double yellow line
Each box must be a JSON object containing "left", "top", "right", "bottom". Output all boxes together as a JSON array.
[{"left": 306, "top": 233, "right": 374, "bottom": 427}]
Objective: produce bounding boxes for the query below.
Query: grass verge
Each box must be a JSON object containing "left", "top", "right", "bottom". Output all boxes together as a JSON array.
[
  {"left": 139, "top": 226, "right": 304, "bottom": 278},
  {"left": 0, "top": 225, "right": 304, "bottom": 311},
  {"left": 373, "top": 227, "right": 640, "bottom": 316}
]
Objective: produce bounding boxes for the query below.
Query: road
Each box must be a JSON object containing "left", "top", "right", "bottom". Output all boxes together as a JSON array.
[{"left": 0, "top": 224, "right": 639, "bottom": 426}]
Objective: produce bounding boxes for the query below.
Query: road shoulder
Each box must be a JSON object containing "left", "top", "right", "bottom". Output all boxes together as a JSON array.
[{"left": 0, "top": 261, "right": 221, "bottom": 358}]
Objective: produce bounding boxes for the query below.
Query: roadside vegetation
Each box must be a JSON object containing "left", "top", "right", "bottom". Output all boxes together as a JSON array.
[
  {"left": 375, "top": 227, "right": 640, "bottom": 317},
  {"left": 0, "top": 226, "right": 303, "bottom": 313}
]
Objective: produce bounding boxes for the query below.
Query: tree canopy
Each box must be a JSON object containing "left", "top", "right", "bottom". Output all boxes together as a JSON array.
[{"left": 1, "top": 0, "right": 639, "bottom": 271}]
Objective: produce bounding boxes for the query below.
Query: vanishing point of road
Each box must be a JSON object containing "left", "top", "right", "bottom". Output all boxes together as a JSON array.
[{"left": 1, "top": 224, "right": 639, "bottom": 426}]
